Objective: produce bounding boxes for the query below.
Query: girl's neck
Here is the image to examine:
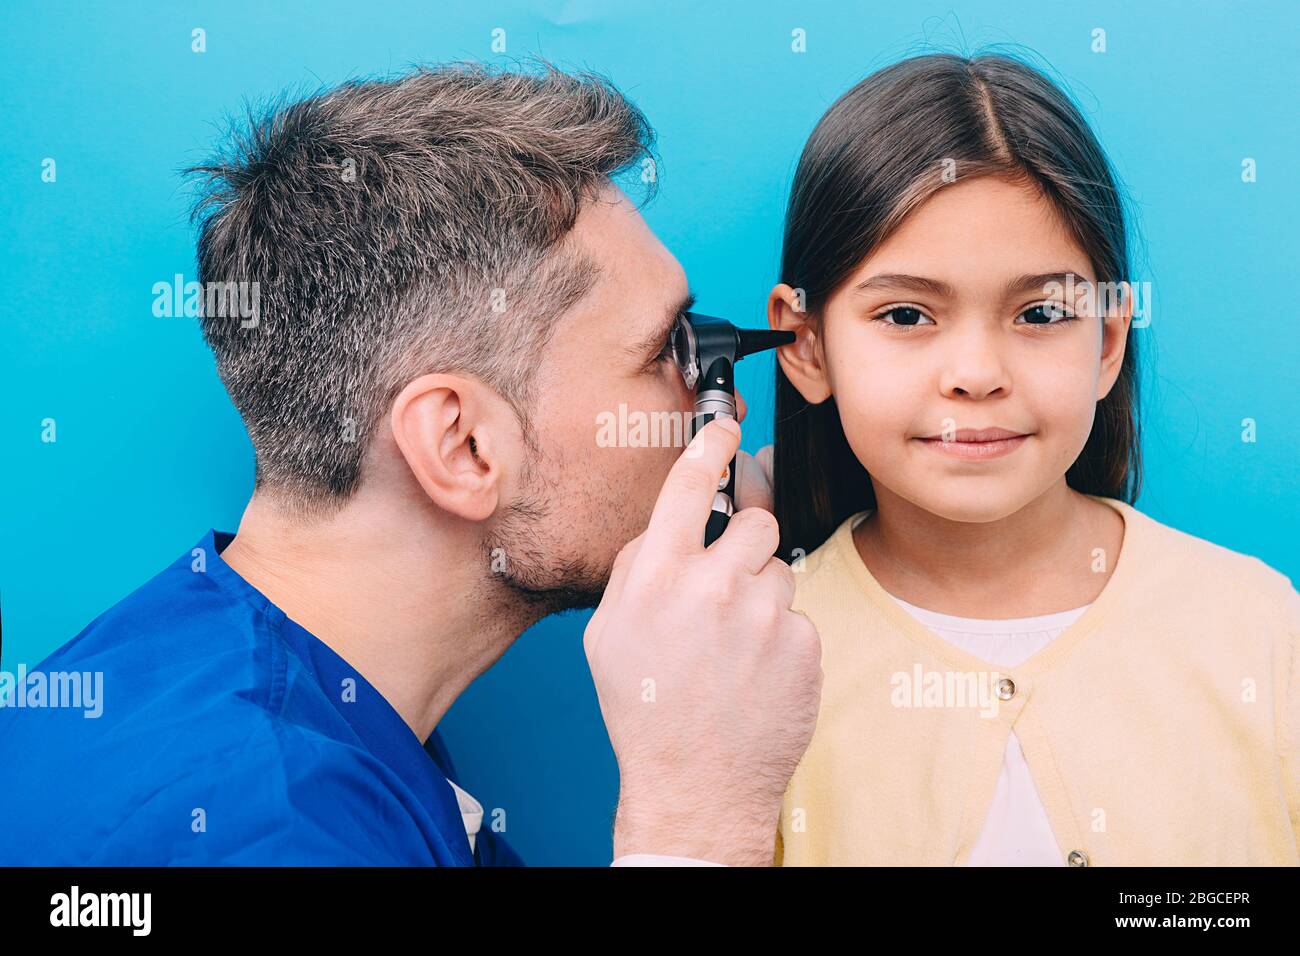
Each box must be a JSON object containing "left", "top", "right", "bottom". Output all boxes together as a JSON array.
[{"left": 851, "top": 481, "right": 1124, "bottom": 619}]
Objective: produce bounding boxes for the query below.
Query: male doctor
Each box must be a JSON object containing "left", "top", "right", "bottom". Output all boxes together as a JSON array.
[{"left": 0, "top": 63, "right": 821, "bottom": 866}]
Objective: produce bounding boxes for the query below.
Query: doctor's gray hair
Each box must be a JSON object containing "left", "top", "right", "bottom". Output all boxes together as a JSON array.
[{"left": 188, "top": 61, "right": 655, "bottom": 517}]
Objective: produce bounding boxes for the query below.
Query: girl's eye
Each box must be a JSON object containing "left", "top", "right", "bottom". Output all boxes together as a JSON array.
[
  {"left": 1019, "top": 302, "right": 1077, "bottom": 325},
  {"left": 870, "top": 302, "right": 1078, "bottom": 331},
  {"left": 873, "top": 306, "right": 934, "bottom": 328}
]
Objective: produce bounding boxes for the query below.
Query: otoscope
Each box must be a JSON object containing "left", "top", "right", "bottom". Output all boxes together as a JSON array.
[{"left": 668, "top": 312, "right": 795, "bottom": 546}]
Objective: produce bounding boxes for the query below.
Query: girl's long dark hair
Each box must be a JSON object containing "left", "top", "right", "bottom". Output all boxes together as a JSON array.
[{"left": 774, "top": 52, "right": 1143, "bottom": 562}]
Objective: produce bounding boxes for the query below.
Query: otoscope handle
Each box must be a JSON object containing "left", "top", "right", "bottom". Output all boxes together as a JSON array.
[
  {"left": 691, "top": 408, "right": 737, "bottom": 547},
  {"left": 704, "top": 509, "right": 731, "bottom": 547}
]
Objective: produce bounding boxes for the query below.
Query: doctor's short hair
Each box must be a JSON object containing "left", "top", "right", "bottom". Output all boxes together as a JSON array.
[{"left": 188, "top": 61, "right": 655, "bottom": 516}]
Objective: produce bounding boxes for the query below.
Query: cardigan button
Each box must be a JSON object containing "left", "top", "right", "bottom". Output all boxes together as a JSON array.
[
  {"left": 995, "top": 677, "right": 1016, "bottom": 701},
  {"left": 1067, "top": 850, "right": 1090, "bottom": 867}
]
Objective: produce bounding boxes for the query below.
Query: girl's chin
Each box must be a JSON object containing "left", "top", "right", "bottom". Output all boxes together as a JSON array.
[{"left": 890, "top": 481, "right": 1043, "bottom": 525}]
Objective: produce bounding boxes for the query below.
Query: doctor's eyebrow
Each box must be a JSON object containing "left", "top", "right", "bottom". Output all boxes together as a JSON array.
[
  {"left": 850, "top": 271, "right": 1090, "bottom": 299},
  {"left": 625, "top": 289, "right": 696, "bottom": 363}
]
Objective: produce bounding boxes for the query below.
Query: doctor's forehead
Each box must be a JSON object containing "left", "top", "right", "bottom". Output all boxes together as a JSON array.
[{"left": 565, "top": 185, "right": 690, "bottom": 340}]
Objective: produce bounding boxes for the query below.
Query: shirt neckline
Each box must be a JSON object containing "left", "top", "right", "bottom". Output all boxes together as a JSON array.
[
  {"left": 831, "top": 495, "right": 1147, "bottom": 679},
  {"left": 886, "top": 593, "right": 1092, "bottom": 634},
  {"left": 197, "top": 528, "right": 475, "bottom": 864}
]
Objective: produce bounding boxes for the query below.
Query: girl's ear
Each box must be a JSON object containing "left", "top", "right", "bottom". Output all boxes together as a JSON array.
[
  {"left": 768, "top": 283, "right": 832, "bottom": 404},
  {"left": 1096, "top": 279, "right": 1134, "bottom": 401}
]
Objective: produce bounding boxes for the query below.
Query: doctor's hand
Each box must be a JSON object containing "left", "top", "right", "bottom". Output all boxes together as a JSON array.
[{"left": 583, "top": 419, "right": 822, "bottom": 866}]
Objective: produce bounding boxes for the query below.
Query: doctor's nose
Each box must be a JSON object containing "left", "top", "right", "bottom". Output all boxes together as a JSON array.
[{"left": 736, "top": 388, "right": 749, "bottom": 423}]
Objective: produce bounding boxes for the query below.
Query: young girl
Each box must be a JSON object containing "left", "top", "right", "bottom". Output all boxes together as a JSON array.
[{"left": 767, "top": 52, "right": 1299, "bottom": 866}]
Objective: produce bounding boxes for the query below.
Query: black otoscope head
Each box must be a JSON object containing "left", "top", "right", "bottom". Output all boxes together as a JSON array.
[{"left": 669, "top": 312, "right": 795, "bottom": 397}]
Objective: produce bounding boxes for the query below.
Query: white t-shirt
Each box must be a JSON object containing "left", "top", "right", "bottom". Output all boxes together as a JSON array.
[
  {"left": 446, "top": 779, "right": 484, "bottom": 855},
  {"left": 887, "top": 594, "right": 1092, "bottom": 866}
]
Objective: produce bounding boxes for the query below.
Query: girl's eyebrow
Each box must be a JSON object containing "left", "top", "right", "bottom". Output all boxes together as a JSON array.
[
  {"left": 852, "top": 273, "right": 955, "bottom": 297},
  {"left": 851, "top": 271, "right": 1088, "bottom": 299}
]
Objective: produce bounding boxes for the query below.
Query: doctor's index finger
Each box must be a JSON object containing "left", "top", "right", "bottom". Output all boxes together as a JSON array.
[{"left": 643, "top": 416, "right": 742, "bottom": 555}]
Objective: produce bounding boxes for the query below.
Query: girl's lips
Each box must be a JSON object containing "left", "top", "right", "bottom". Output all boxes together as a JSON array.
[{"left": 915, "top": 434, "right": 1029, "bottom": 460}]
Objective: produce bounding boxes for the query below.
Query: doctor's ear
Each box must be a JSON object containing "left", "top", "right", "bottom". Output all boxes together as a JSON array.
[
  {"left": 389, "top": 374, "right": 520, "bottom": 522},
  {"left": 768, "top": 283, "right": 832, "bottom": 404}
]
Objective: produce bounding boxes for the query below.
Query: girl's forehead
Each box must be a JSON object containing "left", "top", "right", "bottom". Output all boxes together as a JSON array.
[
  {"left": 894, "top": 177, "right": 1078, "bottom": 247},
  {"left": 840, "top": 179, "right": 1095, "bottom": 296}
]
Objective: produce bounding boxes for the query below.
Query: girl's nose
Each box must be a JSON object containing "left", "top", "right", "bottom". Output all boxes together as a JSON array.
[{"left": 939, "top": 330, "right": 1012, "bottom": 400}]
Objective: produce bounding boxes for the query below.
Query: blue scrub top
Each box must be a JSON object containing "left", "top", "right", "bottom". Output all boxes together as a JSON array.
[{"left": 0, "top": 529, "right": 522, "bottom": 866}]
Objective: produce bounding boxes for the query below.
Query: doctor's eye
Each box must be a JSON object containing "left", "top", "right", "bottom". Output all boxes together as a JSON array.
[
  {"left": 1018, "top": 302, "right": 1077, "bottom": 325},
  {"left": 872, "top": 305, "right": 935, "bottom": 329},
  {"left": 654, "top": 332, "right": 677, "bottom": 365}
]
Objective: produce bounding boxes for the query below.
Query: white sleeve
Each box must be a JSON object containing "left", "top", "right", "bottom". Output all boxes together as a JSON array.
[{"left": 610, "top": 854, "right": 727, "bottom": 866}]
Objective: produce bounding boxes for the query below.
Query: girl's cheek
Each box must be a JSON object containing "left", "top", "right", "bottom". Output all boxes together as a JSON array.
[
  {"left": 829, "top": 360, "right": 917, "bottom": 470},
  {"left": 1022, "top": 359, "right": 1099, "bottom": 431}
]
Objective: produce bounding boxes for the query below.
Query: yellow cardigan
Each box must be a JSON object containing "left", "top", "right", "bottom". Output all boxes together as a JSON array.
[{"left": 776, "top": 496, "right": 1300, "bottom": 866}]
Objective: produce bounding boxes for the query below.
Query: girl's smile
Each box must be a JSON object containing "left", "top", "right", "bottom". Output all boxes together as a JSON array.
[{"left": 915, "top": 431, "right": 1031, "bottom": 460}]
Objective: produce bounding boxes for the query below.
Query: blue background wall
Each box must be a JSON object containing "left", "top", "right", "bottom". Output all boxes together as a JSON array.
[{"left": 2, "top": 1, "right": 1296, "bottom": 864}]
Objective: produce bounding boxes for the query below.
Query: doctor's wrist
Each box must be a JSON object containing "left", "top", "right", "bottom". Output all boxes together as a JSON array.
[{"left": 613, "top": 787, "right": 779, "bottom": 867}]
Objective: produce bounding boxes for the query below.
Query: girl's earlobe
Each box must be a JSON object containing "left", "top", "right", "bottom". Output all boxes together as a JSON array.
[{"left": 779, "top": 330, "right": 834, "bottom": 404}]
